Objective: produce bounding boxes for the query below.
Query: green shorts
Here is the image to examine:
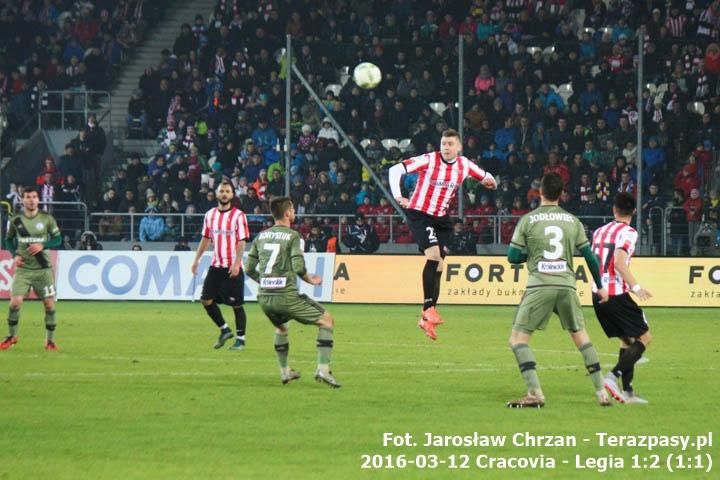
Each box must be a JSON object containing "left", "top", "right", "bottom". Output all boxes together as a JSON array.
[
  {"left": 11, "top": 268, "right": 56, "bottom": 299},
  {"left": 258, "top": 294, "right": 326, "bottom": 327},
  {"left": 513, "top": 287, "right": 585, "bottom": 333}
]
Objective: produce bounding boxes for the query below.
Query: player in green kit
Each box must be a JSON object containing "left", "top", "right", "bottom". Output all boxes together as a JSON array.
[
  {"left": 1, "top": 186, "right": 62, "bottom": 350},
  {"left": 245, "top": 197, "right": 341, "bottom": 388},
  {"left": 505, "top": 173, "right": 610, "bottom": 408}
]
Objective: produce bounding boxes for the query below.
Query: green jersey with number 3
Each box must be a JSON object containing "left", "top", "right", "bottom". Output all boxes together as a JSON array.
[
  {"left": 246, "top": 225, "right": 306, "bottom": 295},
  {"left": 510, "top": 205, "right": 589, "bottom": 289}
]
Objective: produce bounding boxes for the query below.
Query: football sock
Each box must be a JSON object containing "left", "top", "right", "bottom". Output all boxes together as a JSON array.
[
  {"left": 512, "top": 343, "right": 542, "bottom": 396},
  {"left": 422, "top": 260, "right": 439, "bottom": 310},
  {"left": 274, "top": 332, "right": 289, "bottom": 370},
  {"left": 44, "top": 310, "right": 56, "bottom": 342},
  {"left": 579, "top": 342, "right": 604, "bottom": 391},
  {"left": 618, "top": 348, "right": 635, "bottom": 392},
  {"left": 233, "top": 306, "right": 247, "bottom": 338},
  {"left": 612, "top": 341, "right": 645, "bottom": 381},
  {"left": 7, "top": 307, "right": 19, "bottom": 337},
  {"left": 316, "top": 327, "right": 333, "bottom": 372},
  {"left": 432, "top": 270, "right": 442, "bottom": 306},
  {"left": 203, "top": 303, "right": 228, "bottom": 330}
]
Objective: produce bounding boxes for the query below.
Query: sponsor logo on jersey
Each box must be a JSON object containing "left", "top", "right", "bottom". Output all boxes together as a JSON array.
[
  {"left": 538, "top": 260, "right": 568, "bottom": 273},
  {"left": 260, "top": 277, "right": 287, "bottom": 289},
  {"left": 432, "top": 180, "right": 458, "bottom": 189}
]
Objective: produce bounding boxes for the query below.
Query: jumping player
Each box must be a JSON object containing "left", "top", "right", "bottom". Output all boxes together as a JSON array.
[
  {"left": 592, "top": 192, "right": 653, "bottom": 404},
  {"left": 388, "top": 129, "right": 497, "bottom": 340},
  {"left": 191, "top": 181, "right": 250, "bottom": 350}
]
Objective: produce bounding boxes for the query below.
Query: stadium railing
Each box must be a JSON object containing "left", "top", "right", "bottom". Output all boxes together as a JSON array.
[
  {"left": 40, "top": 201, "right": 89, "bottom": 242},
  {"left": 87, "top": 212, "right": 655, "bottom": 249},
  {"left": 38, "top": 90, "right": 112, "bottom": 132}
]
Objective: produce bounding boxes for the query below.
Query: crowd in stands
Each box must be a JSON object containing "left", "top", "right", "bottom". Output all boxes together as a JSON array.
[
  {"left": 0, "top": 0, "right": 169, "bottom": 144},
  {"left": 9, "top": 0, "right": 720, "bottom": 253}
]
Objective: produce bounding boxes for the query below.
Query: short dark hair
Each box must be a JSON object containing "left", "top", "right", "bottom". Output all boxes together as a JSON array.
[
  {"left": 215, "top": 181, "right": 234, "bottom": 196},
  {"left": 614, "top": 192, "right": 635, "bottom": 216},
  {"left": 270, "top": 196, "right": 293, "bottom": 220},
  {"left": 540, "top": 172, "right": 563, "bottom": 201},
  {"left": 22, "top": 186, "right": 38, "bottom": 197},
  {"left": 441, "top": 128, "right": 461, "bottom": 140}
]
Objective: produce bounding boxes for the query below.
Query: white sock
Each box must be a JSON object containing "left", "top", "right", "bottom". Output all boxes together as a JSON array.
[
  {"left": 317, "top": 363, "right": 330, "bottom": 374},
  {"left": 220, "top": 323, "right": 229, "bottom": 331}
]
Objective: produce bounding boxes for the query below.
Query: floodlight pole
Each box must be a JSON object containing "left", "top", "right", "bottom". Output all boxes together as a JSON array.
[
  {"left": 285, "top": 34, "right": 292, "bottom": 196},
  {"left": 458, "top": 34, "right": 465, "bottom": 218},
  {"left": 636, "top": 34, "right": 643, "bottom": 243},
  {"left": 290, "top": 64, "right": 407, "bottom": 220}
]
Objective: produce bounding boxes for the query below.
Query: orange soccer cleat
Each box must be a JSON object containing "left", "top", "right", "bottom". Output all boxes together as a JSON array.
[
  {"left": 0, "top": 336, "right": 18, "bottom": 350},
  {"left": 421, "top": 306, "right": 444, "bottom": 325},
  {"left": 418, "top": 318, "right": 437, "bottom": 341}
]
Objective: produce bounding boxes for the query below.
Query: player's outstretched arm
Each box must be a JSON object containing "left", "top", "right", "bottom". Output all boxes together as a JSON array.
[
  {"left": 507, "top": 245, "right": 528, "bottom": 264},
  {"left": 614, "top": 249, "right": 652, "bottom": 300},
  {"left": 388, "top": 163, "right": 408, "bottom": 206}
]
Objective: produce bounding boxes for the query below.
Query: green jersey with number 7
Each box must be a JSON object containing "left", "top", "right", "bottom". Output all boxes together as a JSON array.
[
  {"left": 509, "top": 205, "right": 590, "bottom": 290},
  {"left": 246, "top": 225, "right": 306, "bottom": 296}
]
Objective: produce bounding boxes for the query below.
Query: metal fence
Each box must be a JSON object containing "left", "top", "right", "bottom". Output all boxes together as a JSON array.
[
  {"left": 38, "top": 90, "right": 111, "bottom": 131},
  {"left": 87, "top": 211, "right": 676, "bottom": 251}
]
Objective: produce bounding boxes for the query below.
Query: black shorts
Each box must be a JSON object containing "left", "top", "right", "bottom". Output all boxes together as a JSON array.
[
  {"left": 201, "top": 266, "right": 245, "bottom": 307},
  {"left": 406, "top": 209, "right": 453, "bottom": 254},
  {"left": 592, "top": 293, "right": 648, "bottom": 338}
]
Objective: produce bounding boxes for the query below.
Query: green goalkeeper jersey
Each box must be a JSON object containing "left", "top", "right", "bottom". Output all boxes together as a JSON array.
[
  {"left": 246, "top": 225, "right": 307, "bottom": 295},
  {"left": 509, "top": 205, "right": 589, "bottom": 289},
  {"left": 6, "top": 211, "right": 60, "bottom": 270}
]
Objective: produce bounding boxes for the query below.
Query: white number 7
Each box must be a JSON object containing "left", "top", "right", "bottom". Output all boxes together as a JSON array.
[{"left": 263, "top": 243, "right": 280, "bottom": 273}]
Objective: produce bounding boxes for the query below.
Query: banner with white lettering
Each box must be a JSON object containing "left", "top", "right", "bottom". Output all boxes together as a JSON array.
[{"left": 56, "top": 251, "right": 335, "bottom": 301}]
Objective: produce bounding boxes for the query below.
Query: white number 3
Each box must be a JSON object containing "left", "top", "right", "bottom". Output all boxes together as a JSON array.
[{"left": 543, "top": 226, "right": 564, "bottom": 260}]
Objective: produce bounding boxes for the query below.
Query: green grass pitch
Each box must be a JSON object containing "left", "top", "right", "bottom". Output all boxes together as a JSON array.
[{"left": 0, "top": 302, "right": 717, "bottom": 479}]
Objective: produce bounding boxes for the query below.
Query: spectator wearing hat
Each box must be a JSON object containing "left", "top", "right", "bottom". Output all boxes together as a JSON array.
[
  {"left": 317, "top": 117, "right": 340, "bottom": 144},
  {"left": 343, "top": 213, "right": 379, "bottom": 254}
]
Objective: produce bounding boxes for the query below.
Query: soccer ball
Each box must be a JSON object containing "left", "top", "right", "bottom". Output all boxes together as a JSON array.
[{"left": 353, "top": 62, "right": 382, "bottom": 89}]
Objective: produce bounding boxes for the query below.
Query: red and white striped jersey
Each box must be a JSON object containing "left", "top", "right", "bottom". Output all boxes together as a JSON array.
[
  {"left": 202, "top": 207, "right": 250, "bottom": 268},
  {"left": 403, "top": 152, "right": 490, "bottom": 217},
  {"left": 591, "top": 221, "right": 638, "bottom": 296}
]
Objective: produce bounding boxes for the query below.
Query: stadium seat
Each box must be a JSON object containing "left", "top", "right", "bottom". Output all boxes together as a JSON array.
[
  {"left": 568, "top": 9, "right": 585, "bottom": 32},
  {"left": 325, "top": 84, "right": 342, "bottom": 97},
  {"left": 382, "top": 138, "right": 399, "bottom": 150},
  {"left": 590, "top": 64, "right": 600, "bottom": 77},
  {"left": 398, "top": 138, "right": 412, "bottom": 152},
  {"left": 599, "top": 27, "right": 613, "bottom": 37},
  {"left": 542, "top": 46, "right": 555, "bottom": 59},
  {"left": 429, "top": 102, "right": 447, "bottom": 116},
  {"left": 580, "top": 27, "right": 595, "bottom": 39},
  {"left": 557, "top": 83, "right": 573, "bottom": 103},
  {"left": 360, "top": 138, "right": 371, "bottom": 149},
  {"left": 527, "top": 46, "right": 542, "bottom": 56},
  {"left": 656, "top": 83, "right": 669, "bottom": 96},
  {"left": 645, "top": 83, "right": 658, "bottom": 96},
  {"left": 688, "top": 102, "right": 705, "bottom": 115},
  {"left": 339, "top": 66, "right": 350, "bottom": 86},
  {"left": 549, "top": 84, "right": 558, "bottom": 93}
]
